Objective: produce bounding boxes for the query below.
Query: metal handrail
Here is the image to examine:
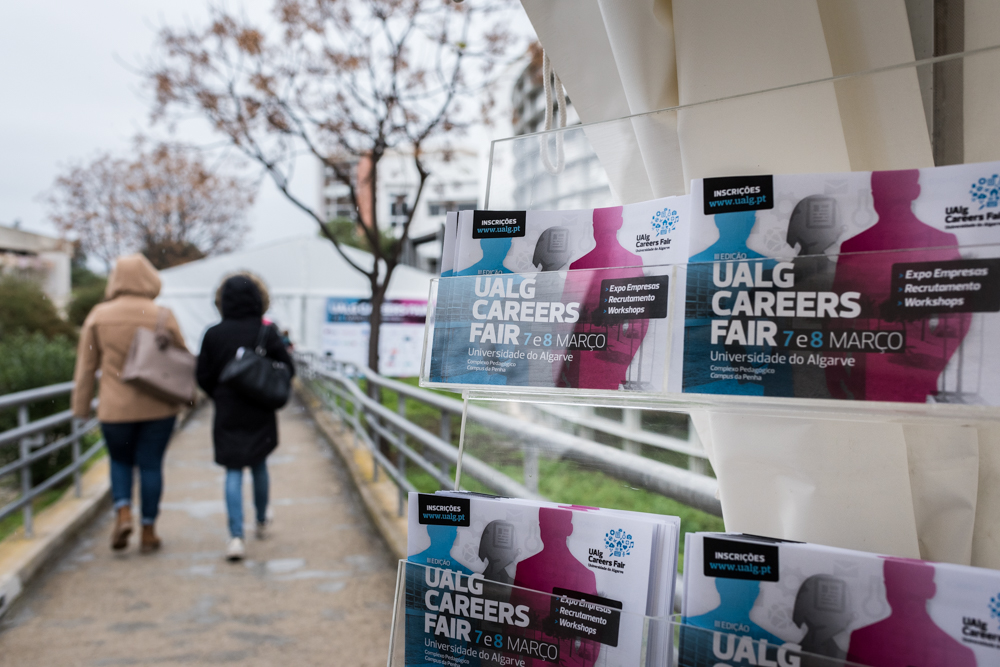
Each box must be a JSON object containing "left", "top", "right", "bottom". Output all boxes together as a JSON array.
[
  {"left": 0, "top": 384, "right": 103, "bottom": 537},
  {"left": 0, "top": 381, "right": 75, "bottom": 412},
  {"left": 302, "top": 358, "right": 542, "bottom": 502},
  {"left": 360, "top": 369, "right": 709, "bottom": 470},
  {"left": 295, "top": 354, "right": 721, "bottom": 517},
  {"left": 0, "top": 409, "right": 75, "bottom": 448}
]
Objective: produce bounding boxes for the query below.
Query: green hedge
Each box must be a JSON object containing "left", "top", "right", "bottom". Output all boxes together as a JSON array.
[
  {"left": 68, "top": 282, "right": 106, "bottom": 327},
  {"left": 0, "top": 332, "right": 78, "bottom": 484},
  {"left": 0, "top": 277, "right": 76, "bottom": 340}
]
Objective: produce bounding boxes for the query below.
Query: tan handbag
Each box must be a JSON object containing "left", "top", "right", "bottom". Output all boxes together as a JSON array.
[{"left": 121, "top": 308, "right": 196, "bottom": 404}]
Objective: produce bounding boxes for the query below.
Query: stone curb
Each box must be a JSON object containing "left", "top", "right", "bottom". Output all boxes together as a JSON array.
[{"left": 296, "top": 382, "right": 408, "bottom": 561}]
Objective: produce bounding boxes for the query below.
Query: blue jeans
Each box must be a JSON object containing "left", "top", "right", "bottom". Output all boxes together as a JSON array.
[
  {"left": 225, "top": 461, "right": 269, "bottom": 539},
  {"left": 102, "top": 417, "right": 176, "bottom": 525}
]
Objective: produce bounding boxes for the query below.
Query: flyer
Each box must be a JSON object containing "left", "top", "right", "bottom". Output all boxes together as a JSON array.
[
  {"left": 426, "top": 198, "right": 690, "bottom": 391},
  {"left": 679, "top": 162, "right": 1000, "bottom": 404},
  {"left": 431, "top": 490, "right": 681, "bottom": 629},
  {"left": 405, "top": 492, "right": 679, "bottom": 667},
  {"left": 680, "top": 532, "right": 1000, "bottom": 667}
]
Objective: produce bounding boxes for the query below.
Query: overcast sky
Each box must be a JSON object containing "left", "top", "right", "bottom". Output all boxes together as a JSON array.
[{"left": 0, "top": 1, "right": 534, "bottom": 253}]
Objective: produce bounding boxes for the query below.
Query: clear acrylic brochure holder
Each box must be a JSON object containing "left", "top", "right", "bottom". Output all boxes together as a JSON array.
[
  {"left": 394, "top": 47, "right": 1000, "bottom": 666},
  {"left": 388, "top": 560, "right": 867, "bottom": 667}
]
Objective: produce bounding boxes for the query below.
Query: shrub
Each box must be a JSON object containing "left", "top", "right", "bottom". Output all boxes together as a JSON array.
[
  {"left": 68, "top": 282, "right": 106, "bottom": 327},
  {"left": 0, "top": 332, "right": 78, "bottom": 487},
  {"left": 0, "top": 277, "right": 76, "bottom": 340}
]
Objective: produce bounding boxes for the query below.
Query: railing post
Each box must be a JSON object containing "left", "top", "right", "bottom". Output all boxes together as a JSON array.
[
  {"left": 438, "top": 411, "right": 451, "bottom": 477},
  {"left": 18, "top": 405, "right": 33, "bottom": 538},
  {"left": 396, "top": 393, "right": 407, "bottom": 482},
  {"left": 622, "top": 409, "right": 642, "bottom": 455},
  {"left": 72, "top": 417, "right": 83, "bottom": 498},
  {"left": 371, "top": 414, "right": 382, "bottom": 456},
  {"left": 366, "top": 398, "right": 379, "bottom": 483},
  {"left": 351, "top": 394, "right": 360, "bottom": 448}
]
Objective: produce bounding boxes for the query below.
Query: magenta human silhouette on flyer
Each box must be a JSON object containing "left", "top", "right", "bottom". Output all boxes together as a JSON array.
[
  {"left": 847, "top": 558, "right": 976, "bottom": 667},
  {"left": 558, "top": 206, "right": 649, "bottom": 390},
  {"left": 510, "top": 507, "right": 600, "bottom": 667},
  {"left": 827, "top": 170, "right": 970, "bottom": 402}
]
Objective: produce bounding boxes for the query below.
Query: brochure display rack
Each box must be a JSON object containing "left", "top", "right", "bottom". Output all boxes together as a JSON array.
[{"left": 388, "top": 46, "right": 1000, "bottom": 667}]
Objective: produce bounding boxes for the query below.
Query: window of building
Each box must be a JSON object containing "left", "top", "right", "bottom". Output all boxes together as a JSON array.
[
  {"left": 427, "top": 200, "right": 477, "bottom": 216},
  {"left": 390, "top": 195, "right": 410, "bottom": 217}
]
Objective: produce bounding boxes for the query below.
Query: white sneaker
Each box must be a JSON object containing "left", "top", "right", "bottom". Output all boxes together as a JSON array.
[{"left": 226, "top": 537, "right": 245, "bottom": 561}]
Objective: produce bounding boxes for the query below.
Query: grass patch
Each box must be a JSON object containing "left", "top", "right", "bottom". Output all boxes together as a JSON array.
[
  {"left": 0, "top": 487, "right": 67, "bottom": 543},
  {"left": 499, "top": 459, "right": 723, "bottom": 537}
]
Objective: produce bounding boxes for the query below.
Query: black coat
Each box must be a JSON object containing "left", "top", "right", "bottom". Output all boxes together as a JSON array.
[{"left": 195, "top": 277, "right": 295, "bottom": 469}]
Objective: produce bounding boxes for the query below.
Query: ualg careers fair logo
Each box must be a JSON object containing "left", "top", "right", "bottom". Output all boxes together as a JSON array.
[
  {"left": 990, "top": 592, "right": 1000, "bottom": 629},
  {"left": 970, "top": 174, "right": 1000, "bottom": 210},
  {"left": 603, "top": 528, "right": 634, "bottom": 558},
  {"left": 651, "top": 207, "right": 678, "bottom": 237}
]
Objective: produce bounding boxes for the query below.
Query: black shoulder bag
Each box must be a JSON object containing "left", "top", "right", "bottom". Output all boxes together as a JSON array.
[{"left": 218, "top": 324, "right": 292, "bottom": 410}]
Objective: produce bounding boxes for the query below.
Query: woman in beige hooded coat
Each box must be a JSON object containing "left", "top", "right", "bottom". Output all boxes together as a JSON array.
[{"left": 72, "top": 254, "right": 189, "bottom": 552}]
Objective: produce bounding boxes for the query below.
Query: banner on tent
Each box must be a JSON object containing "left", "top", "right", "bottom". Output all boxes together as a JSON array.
[{"left": 321, "top": 297, "right": 427, "bottom": 376}]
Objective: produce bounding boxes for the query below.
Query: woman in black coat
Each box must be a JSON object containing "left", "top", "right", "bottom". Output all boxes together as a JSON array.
[{"left": 196, "top": 273, "right": 294, "bottom": 561}]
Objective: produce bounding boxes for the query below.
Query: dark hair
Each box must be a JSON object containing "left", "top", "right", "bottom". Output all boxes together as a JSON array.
[{"left": 214, "top": 271, "right": 270, "bottom": 313}]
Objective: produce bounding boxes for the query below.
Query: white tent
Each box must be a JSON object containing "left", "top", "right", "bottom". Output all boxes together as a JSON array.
[{"left": 157, "top": 236, "right": 433, "bottom": 358}]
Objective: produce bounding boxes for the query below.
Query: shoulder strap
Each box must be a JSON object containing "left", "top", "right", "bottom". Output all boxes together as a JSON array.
[
  {"left": 155, "top": 307, "right": 169, "bottom": 334},
  {"left": 154, "top": 308, "right": 171, "bottom": 349},
  {"left": 254, "top": 323, "right": 270, "bottom": 356}
]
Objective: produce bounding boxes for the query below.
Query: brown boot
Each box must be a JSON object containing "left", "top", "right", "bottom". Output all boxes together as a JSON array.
[
  {"left": 140, "top": 524, "right": 161, "bottom": 553},
  {"left": 111, "top": 506, "right": 132, "bottom": 551}
]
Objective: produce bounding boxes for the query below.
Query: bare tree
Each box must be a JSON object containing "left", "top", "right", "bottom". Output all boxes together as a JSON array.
[
  {"left": 48, "top": 140, "right": 255, "bottom": 270},
  {"left": 146, "top": 0, "right": 519, "bottom": 371}
]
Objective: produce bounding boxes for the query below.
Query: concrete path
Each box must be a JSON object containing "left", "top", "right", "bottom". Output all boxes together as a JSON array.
[{"left": 0, "top": 399, "right": 398, "bottom": 666}]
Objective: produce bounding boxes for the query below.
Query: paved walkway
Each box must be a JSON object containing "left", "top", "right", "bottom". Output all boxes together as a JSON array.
[{"left": 0, "top": 399, "right": 398, "bottom": 666}]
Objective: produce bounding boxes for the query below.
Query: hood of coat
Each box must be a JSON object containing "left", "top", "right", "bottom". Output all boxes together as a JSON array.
[
  {"left": 219, "top": 275, "right": 266, "bottom": 320},
  {"left": 105, "top": 254, "right": 161, "bottom": 300}
]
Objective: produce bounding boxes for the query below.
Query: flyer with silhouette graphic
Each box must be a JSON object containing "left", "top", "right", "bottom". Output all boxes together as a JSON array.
[
  {"left": 680, "top": 533, "right": 1000, "bottom": 667},
  {"left": 427, "top": 197, "right": 690, "bottom": 391},
  {"left": 680, "top": 162, "right": 1000, "bottom": 404},
  {"left": 405, "top": 493, "right": 680, "bottom": 667}
]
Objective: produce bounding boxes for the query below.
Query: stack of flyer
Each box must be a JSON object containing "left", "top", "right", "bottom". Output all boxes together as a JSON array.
[
  {"left": 681, "top": 532, "right": 1000, "bottom": 666},
  {"left": 680, "top": 162, "right": 1000, "bottom": 404},
  {"left": 428, "top": 159, "right": 1000, "bottom": 406},
  {"left": 429, "top": 196, "right": 690, "bottom": 392},
  {"left": 405, "top": 491, "right": 681, "bottom": 667}
]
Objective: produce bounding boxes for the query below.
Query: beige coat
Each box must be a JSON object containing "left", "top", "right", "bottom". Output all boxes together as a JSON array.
[{"left": 72, "top": 254, "right": 189, "bottom": 422}]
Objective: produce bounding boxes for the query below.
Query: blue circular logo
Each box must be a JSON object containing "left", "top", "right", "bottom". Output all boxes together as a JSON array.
[
  {"left": 651, "top": 208, "right": 678, "bottom": 237},
  {"left": 603, "top": 528, "right": 634, "bottom": 557},
  {"left": 969, "top": 175, "right": 1000, "bottom": 210}
]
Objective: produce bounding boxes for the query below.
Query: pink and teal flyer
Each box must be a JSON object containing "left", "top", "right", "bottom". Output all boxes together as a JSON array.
[{"left": 680, "top": 162, "right": 1000, "bottom": 404}]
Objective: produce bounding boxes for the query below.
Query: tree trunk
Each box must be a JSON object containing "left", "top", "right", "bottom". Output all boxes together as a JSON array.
[
  {"left": 368, "top": 280, "right": 389, "bottom": 456},
  {"left": 368, "top": 281, "right": 384, "bottom": 374}
]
